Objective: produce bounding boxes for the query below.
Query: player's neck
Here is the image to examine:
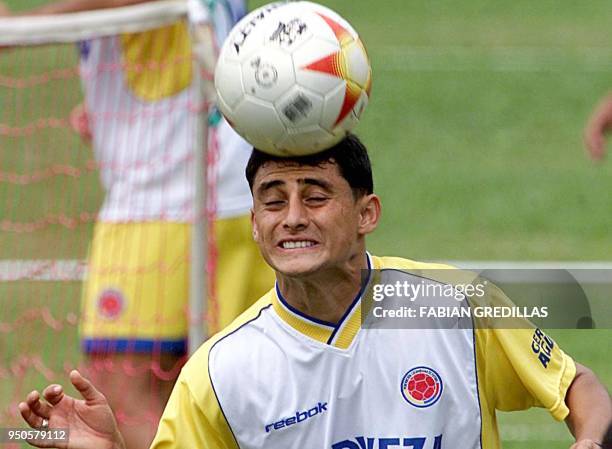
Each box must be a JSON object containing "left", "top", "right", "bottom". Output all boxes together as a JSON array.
[{"left": 276, "top": 252, "right": 369, "bottom": 325}]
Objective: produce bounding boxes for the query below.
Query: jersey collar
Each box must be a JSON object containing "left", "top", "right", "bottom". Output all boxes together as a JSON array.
[{"left": 272, "top": 253, "right": 373, "bottom": 349}]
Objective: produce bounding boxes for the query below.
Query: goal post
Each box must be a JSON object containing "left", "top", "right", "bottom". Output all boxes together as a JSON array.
[
  {"left": 0, "top": 0, "right": 214, "bottom": 427},
  {"left": 0, "top": 1, "right": 189, "bottom": 45}
]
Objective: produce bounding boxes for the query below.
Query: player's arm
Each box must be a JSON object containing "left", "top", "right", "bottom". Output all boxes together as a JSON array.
[
  {"left": 0, "top": 0, "right": 155, "bottom": 16},
  {"left": 584, "top": 93, "right": 612, "bottom": 161},
  {"left": 151, "top": 370, "right": 238, "bottom": 449},
  {"left": 565, "top": 362, "right": 612, "bottom": 449}
]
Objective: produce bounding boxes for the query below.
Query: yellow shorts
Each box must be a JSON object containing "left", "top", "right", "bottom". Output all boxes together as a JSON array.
[{"left": 81, "top": 217, "right": 274, "bottom": 353}]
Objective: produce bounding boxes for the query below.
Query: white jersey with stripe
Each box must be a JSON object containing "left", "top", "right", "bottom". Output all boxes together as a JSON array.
[
  {"left": 79, "top": 0, "right": 252, "bottom": 222},
  {"left": 151, "top": 255, "right": 576, "bottom": 449}
]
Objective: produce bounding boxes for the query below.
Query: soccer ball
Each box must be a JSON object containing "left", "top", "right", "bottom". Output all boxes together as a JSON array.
[{"left": 214, "top": 1, "right": 372, "bottom": 156}]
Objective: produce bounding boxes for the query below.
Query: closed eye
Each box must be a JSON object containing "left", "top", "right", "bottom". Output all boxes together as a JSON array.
[
  {"left": 306, "top": 196, "right": 328, "bottom": 204},
  {"left": 264, "top": 200, "right": 285, "bottom": 207}
]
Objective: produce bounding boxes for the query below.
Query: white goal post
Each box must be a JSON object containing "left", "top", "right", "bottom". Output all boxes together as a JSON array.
[{"left": 0, "top": 1, "right": 188, "bottom": 45}]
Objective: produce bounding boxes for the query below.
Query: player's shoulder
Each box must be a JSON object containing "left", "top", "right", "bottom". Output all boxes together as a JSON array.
[
  {"left": 181, "top": 289, "right": 275, "bottom": 379},
  {"left": 370, "top": 254, "right": 483, "bottom": 287},
  {"left": 371, "top": 254, "right": 457, "bottom": 271},
  {"left": 166, "top": 291, "right": 274, "bottom": 433}
]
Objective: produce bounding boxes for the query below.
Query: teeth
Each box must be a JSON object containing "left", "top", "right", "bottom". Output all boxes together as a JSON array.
[{"left": 282, "top": 241, "right": 315, "bottom": 249}]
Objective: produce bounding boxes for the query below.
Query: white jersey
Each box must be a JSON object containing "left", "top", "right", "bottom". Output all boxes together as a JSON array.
[
  {"left": 79, "top": 0, "right": 252, "bottom": 222},
  {"left": 211, "top": 118, "right": 253, "bottom": 219},
  {"left": 151, "top": 255, "right": 576, "bottom": 449}
]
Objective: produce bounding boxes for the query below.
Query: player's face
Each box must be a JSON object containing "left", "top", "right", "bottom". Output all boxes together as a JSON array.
[{"left": 251, "top": 161, "right": 379, "bottom": 277}]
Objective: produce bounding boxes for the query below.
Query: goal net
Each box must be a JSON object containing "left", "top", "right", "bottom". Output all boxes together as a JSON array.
[{"left": 0, "top": 0, "right": 213, "bottom": 431}]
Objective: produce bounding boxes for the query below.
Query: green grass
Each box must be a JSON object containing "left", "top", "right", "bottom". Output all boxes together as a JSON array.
[
  {"left": 254, "top": 1, "right": 612, "bottom": 260},
  {"left": 1, "top": 0, "right": 611, "bottom": 447},
  {"left": 0, "top": 43, "right": 103, "bottom": 259},
  {"left": 0, "top": 282, "right": 83, "bottom": 427}
]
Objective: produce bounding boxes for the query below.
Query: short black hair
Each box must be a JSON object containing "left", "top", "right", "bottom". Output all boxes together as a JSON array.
[{"left": 245, "top": 133, "right": 374, "bottom": 198}]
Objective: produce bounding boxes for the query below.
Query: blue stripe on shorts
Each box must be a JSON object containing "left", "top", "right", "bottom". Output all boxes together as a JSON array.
[{"left": 82, "top": 338, "right": 187, "bottom": 354}]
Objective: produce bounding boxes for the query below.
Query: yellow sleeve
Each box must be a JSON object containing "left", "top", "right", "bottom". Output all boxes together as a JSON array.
[
  {"left": 150, "top": 345, "right": 239, "bottom": 449},
  {"left": 474, "top": 285, "right": 577, "bottom": 421}
]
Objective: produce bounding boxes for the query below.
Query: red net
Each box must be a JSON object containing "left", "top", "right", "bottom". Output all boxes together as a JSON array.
[{"left": 0, "top": 22, "right": 215, "bottom": 438}]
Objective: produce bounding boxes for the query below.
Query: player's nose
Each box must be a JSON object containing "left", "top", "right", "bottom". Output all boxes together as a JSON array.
[{"left": 282, "top": 195, "right": 308, "bottom": 231}]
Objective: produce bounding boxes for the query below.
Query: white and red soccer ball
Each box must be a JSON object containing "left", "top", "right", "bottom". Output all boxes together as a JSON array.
[{"left": 215, "top": 1, "right": 372, "bottom": 156}]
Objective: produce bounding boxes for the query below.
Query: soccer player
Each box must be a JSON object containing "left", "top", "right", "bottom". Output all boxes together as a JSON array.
[
  {"left": 584, "top": 93, "right": 612, "bottom": 161},
  {"left": 18, "top": 135, "right": 612, "bottom": 449},
  {"left": 1, "top": 1, "right": 273, "bottom": 448}
]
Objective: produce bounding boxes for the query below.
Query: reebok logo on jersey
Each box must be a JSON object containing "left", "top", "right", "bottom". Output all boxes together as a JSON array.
[{"left": 264, "top": 401, "right": 328, "bottom": 433}]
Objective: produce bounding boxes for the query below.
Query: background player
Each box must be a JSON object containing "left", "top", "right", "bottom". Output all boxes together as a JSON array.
[
  {"left": 18, "top": 135, "right": 612, "bottom": 449},
  {"left": 584, "top": 92, "right": 612, "bottom": 161},
  {"left": 0, "top": 0, "right": 273, "bottom": 448}
]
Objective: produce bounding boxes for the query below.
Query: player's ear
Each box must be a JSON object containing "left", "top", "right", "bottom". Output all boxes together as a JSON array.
[
  {"left": 357, "top": 194, "right": 381, "bottom": 236},
  {"left": 251, "top": 209, "right": 260, "bottom": 242}
]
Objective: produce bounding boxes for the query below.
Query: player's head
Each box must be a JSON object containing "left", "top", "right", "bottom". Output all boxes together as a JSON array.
[
  {"left": 246, "top": 133, "right": 374, "bottom": 198},
  {"left": 246, "top": 134, "right": 381, "bottom": 278}
]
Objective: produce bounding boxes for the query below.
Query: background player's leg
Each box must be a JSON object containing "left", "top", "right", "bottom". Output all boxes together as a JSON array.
[
  {"left": 83, "top": 352, "right": 181, "bottom": 449},
  {"left": 80, "top": 222, "right": 189, "bottom": 449}
]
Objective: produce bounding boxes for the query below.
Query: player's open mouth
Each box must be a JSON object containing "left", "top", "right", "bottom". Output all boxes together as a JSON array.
[{"left": 279, "top": 240, "right": 318, "bottom": 249}]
